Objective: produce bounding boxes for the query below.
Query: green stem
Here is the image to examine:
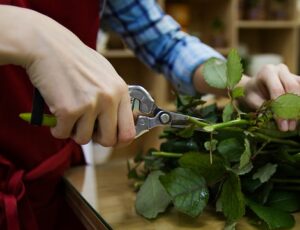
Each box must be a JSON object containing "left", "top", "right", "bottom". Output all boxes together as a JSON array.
[
  {"left": 134, "top": 181, "right": 144, "bottom": 190},
  {"left": 271, "top": 178, "right": 300, "bottom": 184},
  {"left": 253, "top": 132, "right": 300, "bottom": 147},
  {"left": 228, "top": 89, "right": 242, "bottom": 119},
  {"left": 188, "top": 116, "right": 208, "bottom": 127},
  {"left": 203, "top": 119, "right": 251, "bottom": 132},
  {"left": 274, "top": 186, "right": 300, "bottom": 191},
  {"left": 209, "top": 132, "right": 213, "bottom": 164},
  {"left": 152, "top": 151, "right": 183, "bottom": 158},
  {"left": 252, "top": 141, "right": 269, "bottom": 158}
]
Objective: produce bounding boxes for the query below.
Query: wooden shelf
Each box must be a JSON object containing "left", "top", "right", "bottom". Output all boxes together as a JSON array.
[{"left": 237, "top": 20, "right": 297, "bottom": 29}]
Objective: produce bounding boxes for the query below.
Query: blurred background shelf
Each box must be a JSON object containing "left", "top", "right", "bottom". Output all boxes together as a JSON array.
[{"left": 237, "top": 20, "right": 297, "bottom": 28}]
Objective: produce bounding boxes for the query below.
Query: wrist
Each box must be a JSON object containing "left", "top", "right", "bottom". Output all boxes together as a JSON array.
[
  {"left": 192, "top": 64, "right": 227, "bottom": 96},
  {"left": 237, "top": 74, "right": 251, "bottom": 88}
]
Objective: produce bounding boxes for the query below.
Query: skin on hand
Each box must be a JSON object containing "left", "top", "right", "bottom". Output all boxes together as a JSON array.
[
  {"left": 0, "top": 6, "right": 136, "bottom": 146},
  {"left": 193, "top": 63, "right": 300, "bottom": 132},
  {"left": 242, "top": 64, "right": 300, "bottom": 132}
]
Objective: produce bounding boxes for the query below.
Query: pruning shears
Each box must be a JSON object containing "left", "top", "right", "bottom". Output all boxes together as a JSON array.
[{"left": 20, "top": 85, "right": 205, "bottom": 138}]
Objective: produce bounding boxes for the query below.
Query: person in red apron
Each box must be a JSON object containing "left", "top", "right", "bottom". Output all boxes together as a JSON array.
[{"left": 0, "top": 0, "right": 136, "bottom": 229}]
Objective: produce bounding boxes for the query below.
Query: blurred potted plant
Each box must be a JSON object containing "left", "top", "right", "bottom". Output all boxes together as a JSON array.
[
  {"left": 210, "top": 18, "right": 227, "bottom": 48},
  {"left": 270, "top": 0, "right": 287, "bottom": 20},
  {"left": 238, "top": 0, "right": 246, "bottom": 19},
  {"left": 245, "top": 0, "right": 267, "bottom": 20},
  {"left": 166, "top": 0, "right": 190, "bottom": 32}
]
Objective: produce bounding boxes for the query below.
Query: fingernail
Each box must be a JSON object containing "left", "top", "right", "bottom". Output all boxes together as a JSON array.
[
  {"left": 289, "top": 120, "right": 297, "bottom": 131},
  {"left": 280, "top": 120, "right": 289, "bottom": 132}
]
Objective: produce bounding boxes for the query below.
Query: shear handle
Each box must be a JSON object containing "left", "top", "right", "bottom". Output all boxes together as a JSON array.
[
  {"left": 135, "top": 110, "right": 172, "bottom": 137},
  {"left": 128, "top": 85, "right": 157, "bottom": 115}
]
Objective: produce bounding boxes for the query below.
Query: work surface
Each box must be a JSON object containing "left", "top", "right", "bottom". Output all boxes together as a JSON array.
[{"left": 64, "top": 160, "right": 300, "bottom": 230}]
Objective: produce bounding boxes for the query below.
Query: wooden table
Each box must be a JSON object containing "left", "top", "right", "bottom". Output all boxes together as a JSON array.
[{"left": 64, "top": 160, "right": 300, "bottom": 230}]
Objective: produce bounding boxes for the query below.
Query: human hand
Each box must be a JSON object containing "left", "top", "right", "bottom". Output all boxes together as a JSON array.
[
  {"left": 22, "top": 10, "right": 136, "bottom": 146},
  {"left": 242, "top": 64, "right": 300, "bottom": 131}
]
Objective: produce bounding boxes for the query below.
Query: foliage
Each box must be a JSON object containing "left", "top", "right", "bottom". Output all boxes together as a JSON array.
[{"left": 128, "top": 49, "right": 300, "bottom": 229}]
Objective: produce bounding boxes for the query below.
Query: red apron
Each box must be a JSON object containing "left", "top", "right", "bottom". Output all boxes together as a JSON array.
[{"left": 0, "top": 0, "right": 100, "bottom": 229}]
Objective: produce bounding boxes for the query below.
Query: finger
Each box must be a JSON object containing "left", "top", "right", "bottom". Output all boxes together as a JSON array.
[
  {"left": 288, "top": 120, "right": 297, "bottom": 131},
  {"left": 115, "top": 94, "right": 136, "bottom": 148},
  {"left": 261, "top": 70, "right": 285, "bottom": 100},
  {"left": 50, "top": 116, "right": 77, "bottom": 139},
  {"left": 296, "top": 75, "right": 300, "bottom": 84},
  {"left": 278, "top": 65, "right": 300, "bottom": 95},
  {"left": 276, "top": 118, "right": 289, "bottom": 132},
  {"left": 245, "top": 92, "right": 265, "bottom": 109},
  {"left": 93, "top": 105, "right": 118, "bottom": 147},
  {"left": 72, "top": 113, "right": 97, "bottom": 145}
]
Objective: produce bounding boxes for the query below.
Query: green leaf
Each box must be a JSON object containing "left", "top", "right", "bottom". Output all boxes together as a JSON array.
[
  {"left": 204, "top": 139, "right": 218, "bottom": 152},
  {"left": 252, "top": 163, "right": 278, "bottom": 183},
  {"left": 255, "top": 181, "right": 274, "bottom": 204},
  {"left": 160, "top": 168, "right": 209, "bottom": 217},
  {"left": 199, "top": 103, "right": 218, "bottom": 123},
  {"left": 220, "top": 172, "right": 245, "bottom": 222},
  {"left": 231, "top": 162, "right": 253, "bottom": 176},
  {"left": 224, "top": 222, "right": 237, "bottom": 230},
  {"left": 177, "top": 125, "right": 196, "bottom": 138},
  {"left": 217, "top": 138, "right": 244, "bottom": 162},
  {"left": 177, "top": 95, "right": 205, "bottom": 112},
  {"left": 135, "top": 171, "right": 171, "bottom": 219},
  {"left": 222, "top": 104, "right": 234, "bottom": 122},
  {"left": 241, "top": 177, "right": 263, "bottom": 193},
  {"left": 202, "top": 58, "right": 227, "bottom": 89},
  {"left": 226, "top": 49, "right": 243, "bottom": 89},
  {"left": 239, "top": 138, "right": 252, "bottom": 169},
  {"left": 246, "top": 198, "right": 295, "bottom": 230},
  {"left": 143, "top": 155, "right": 165, "bottom": 171},
  {"left": 271, "top": 93, "right": 300, "bottom": 119},
  {"left": 231, "top": 87, "right": 245, "bottom": 99},
  {"left": 267, "top": 191, "right": 300, "bottom": 212},
  {"left": 216, "top": 196, "right": 223, "bottom": 212},
  {"left": 160, "top": 140, "right": 198, "bottom": 153},
  {"left": 179, "top": 152, "right": 226, "bottom": 184}
]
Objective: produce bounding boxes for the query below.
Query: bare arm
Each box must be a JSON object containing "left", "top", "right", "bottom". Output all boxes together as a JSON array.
[{"left": 0, "top": 5, "right": 135, "bottom": 146}]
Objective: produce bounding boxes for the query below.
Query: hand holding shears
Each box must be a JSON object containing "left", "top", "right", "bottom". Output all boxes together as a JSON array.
[{"left": 20, "top": 85, "right": 205, "bottom": 138}]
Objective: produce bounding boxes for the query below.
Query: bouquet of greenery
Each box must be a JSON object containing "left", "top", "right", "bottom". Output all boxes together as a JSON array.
[{"left": 128, "top": 49, "right": 300, "bottom": 230}]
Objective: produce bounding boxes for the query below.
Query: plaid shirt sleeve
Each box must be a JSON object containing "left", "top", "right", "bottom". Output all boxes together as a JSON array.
[{"left": 102, "top": 0, "right": 224, "bottom": 95}]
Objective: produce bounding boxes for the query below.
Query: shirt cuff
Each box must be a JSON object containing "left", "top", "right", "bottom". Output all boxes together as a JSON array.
[{"left": 169, "top": 35, "right": 224, "bottom": 95}]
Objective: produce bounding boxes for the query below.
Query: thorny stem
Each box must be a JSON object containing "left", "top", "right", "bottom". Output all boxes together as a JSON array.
[
  {"left": 253, "top": 132, "right": 300, "bottom": 147},
  {"left": 152, "top": 151, "right": 183, "bottom": 158},
  {"left": 271, "top": 178, "right": 300, "bottom": 184},
  {"left": 252, "top": 142, "right": 269, "bottom": 159},
  {"left": 275, "top": 186, "right": 300, "bottom": 191},
  {"left": 203, "top": 119, "right": 251, "bottom": 132},
  {"left": 188, "top": 116, "right": 208, "bottom": 127},
  {"left": 134, "top": 181, "right": 144, "bottom": 190},
  {"left": 209, "top": 132, "right": 213, "bottom": 164},
  {"left": 228, "top": 88, "right": 242, "bottom": 119}
]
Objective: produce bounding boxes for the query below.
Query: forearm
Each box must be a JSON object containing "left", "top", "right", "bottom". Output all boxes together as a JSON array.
[
  {"left": 192, "top": 64, "right": 251, "bottom": 96},
  {"left": 0, "top": 5, "right": 39, "bottom": 67},
  {"left": 103, "top": 0, "right": 224, "bottom": 95}
]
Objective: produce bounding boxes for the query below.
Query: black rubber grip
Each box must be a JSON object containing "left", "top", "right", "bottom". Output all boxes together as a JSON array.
[{"left": 30, "top": 88, "right": 45, "bottom": 125}]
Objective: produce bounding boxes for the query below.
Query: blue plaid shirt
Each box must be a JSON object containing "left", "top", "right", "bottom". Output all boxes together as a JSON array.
[{"left": 101, "top": 0, "right": 223, "bottom": 95}]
